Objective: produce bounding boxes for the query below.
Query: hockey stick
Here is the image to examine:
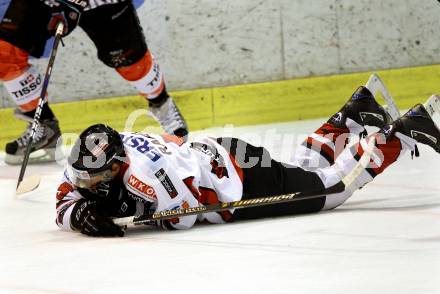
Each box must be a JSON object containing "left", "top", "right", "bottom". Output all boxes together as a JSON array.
[
  {"left": 16, "top": 22, "right": 65, "bottom": 196},
  {"left": 113, "top": 137, "right": 377, "bottom": 227},
  {"left": 365, "top": 73, "right": 401, "bottom": 121}
]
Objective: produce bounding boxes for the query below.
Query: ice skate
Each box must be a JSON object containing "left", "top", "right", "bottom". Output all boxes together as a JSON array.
[
  {"left": 148, "top": 96, "right": 188, "bottom": 140},
  {"left": 328, "top": 86, "right": 394, "bottom": 129},
  {"left": 5, "top": 110, "right": 62, "bottom": 165},
  {"left": 364, "top": 73, "right": 401, "bottom": 121},
  {"left": 381, "top": 97, "right": 440, "bottom": 153}
]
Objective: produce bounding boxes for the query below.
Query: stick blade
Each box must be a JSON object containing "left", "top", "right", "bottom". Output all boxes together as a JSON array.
[{"left": 16, "top": 175, "right": 41, "bottom": 196}]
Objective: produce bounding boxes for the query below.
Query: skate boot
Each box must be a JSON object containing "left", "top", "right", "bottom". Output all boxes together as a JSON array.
[
  {"left": 148, "top": 96, "right": 189, "bottom": 141},
  {"left": 5, "top": 110, "right": 62, "bottom": 165},
  {"left": 380, "top": 103, "right": 440, "bottom": 154},
  {"left": 328, "top": 86, "right": 393, "bottom": 129}
]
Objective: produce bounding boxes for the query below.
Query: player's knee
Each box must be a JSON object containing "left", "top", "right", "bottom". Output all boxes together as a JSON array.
[
  {"left": 115, "top": 50, "right": 153, "bottom": 81},
  {"left": 100, "top": 44, "right": 147, "bottom": 69},
  {"left": 0, "top": 40, "right": 29, "bottom": 80}
]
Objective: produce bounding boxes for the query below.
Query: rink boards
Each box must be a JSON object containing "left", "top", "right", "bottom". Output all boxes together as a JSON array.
[
  {"left": 1, "top": 64, "right": 440, "bottom": 151},
  {"left": 0, "top": 120, "right": 439, "bottom": 294}
]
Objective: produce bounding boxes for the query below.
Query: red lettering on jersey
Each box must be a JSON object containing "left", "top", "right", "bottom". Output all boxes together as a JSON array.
[
  {"left": 127, "top": 175, "right": 157, "bottom": 199},
  {"left": 56, "top": 182, "right": 74, "bottom": 200}
]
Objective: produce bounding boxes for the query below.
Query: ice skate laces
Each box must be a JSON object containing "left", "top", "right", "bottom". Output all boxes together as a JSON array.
[{"left": 16, "top": 123, "right": 45, "bottom": 148}]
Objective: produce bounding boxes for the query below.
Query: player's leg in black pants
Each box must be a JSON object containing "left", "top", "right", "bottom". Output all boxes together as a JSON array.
[
  {"left": 217, "top": 138, "right": 326, "bottom": 221},
  {"left": 79, "top": 2, "right": 148, "bottom": 69}
]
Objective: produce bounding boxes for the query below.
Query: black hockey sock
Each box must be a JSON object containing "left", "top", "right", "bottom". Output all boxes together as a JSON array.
[
  {"left": 147, "top": 87, "right": 170, "bottom": 107},
  {"left": 23, "top": 103, "right": 56, "bottom": 121}
]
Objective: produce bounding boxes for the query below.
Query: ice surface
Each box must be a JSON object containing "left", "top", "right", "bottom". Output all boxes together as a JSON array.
[{"left": 0, "top": 119, "right": 439, "bottom": 294}]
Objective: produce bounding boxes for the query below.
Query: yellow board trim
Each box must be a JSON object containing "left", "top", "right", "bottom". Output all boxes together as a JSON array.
[{"left": 1, "top": 64, "right": 440, "bottom": 150}]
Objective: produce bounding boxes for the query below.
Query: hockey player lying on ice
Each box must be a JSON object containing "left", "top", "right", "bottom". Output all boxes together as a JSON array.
[{"left": 55, "top": 86, "right": 440, "bottom": 237}]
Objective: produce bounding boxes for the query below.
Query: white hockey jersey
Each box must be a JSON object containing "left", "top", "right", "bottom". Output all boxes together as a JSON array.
[{"left": 56, "top": 133, "right": 244, "bottom": 231}]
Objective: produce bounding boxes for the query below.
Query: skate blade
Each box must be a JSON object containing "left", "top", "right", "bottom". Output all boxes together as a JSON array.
[
  {"left": 16, "top": 175, "right": 41, "bottom": 196},
  {"left": 5, "top": 148, "right": 57, "bottom": 166},
  {"left": 365, "top": 73, "right": 401, "bottom": 121},
  {"left": 424, "top": 95, "right": 440, "bottom": 129}
]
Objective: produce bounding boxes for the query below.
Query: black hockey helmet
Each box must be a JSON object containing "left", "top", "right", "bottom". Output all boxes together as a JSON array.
[{"left": 67, "top": 124, "right": 125, "bottom": 188}]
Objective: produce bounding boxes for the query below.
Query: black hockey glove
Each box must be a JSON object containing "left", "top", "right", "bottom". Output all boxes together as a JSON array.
[
  {"left": 71, "top": 200, "right": 125, "bottom": 237},
  {"left": 42, "top": 0, "right": 88, "bottom": 36}
]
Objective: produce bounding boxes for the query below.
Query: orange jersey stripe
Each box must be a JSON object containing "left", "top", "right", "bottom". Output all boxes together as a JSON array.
[
  {"left": 19, "top": 98, "right": 40, "bottom": 112},
  {"left": 0, "top": 40, "right": 29, "bottom": 80}
]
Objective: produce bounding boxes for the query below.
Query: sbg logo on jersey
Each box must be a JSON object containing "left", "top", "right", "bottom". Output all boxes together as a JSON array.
[{"left": 128, "top": 175, "right": 157, "bottom": 200}]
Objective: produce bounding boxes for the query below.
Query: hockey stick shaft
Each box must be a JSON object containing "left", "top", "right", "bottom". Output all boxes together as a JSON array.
[
  {"left": 113, "top": 137, "right": 376, "bottom": 227},
  {"left": 16, "top": 23, "right": 64, "bottom": 189},
  {"left": 114, "top": 186, "right": 343, "bottom": 227}
]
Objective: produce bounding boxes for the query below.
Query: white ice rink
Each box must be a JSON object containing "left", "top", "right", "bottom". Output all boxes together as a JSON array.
[{"left": 1, "top": 119, "right": 439, "bottom": 294}]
